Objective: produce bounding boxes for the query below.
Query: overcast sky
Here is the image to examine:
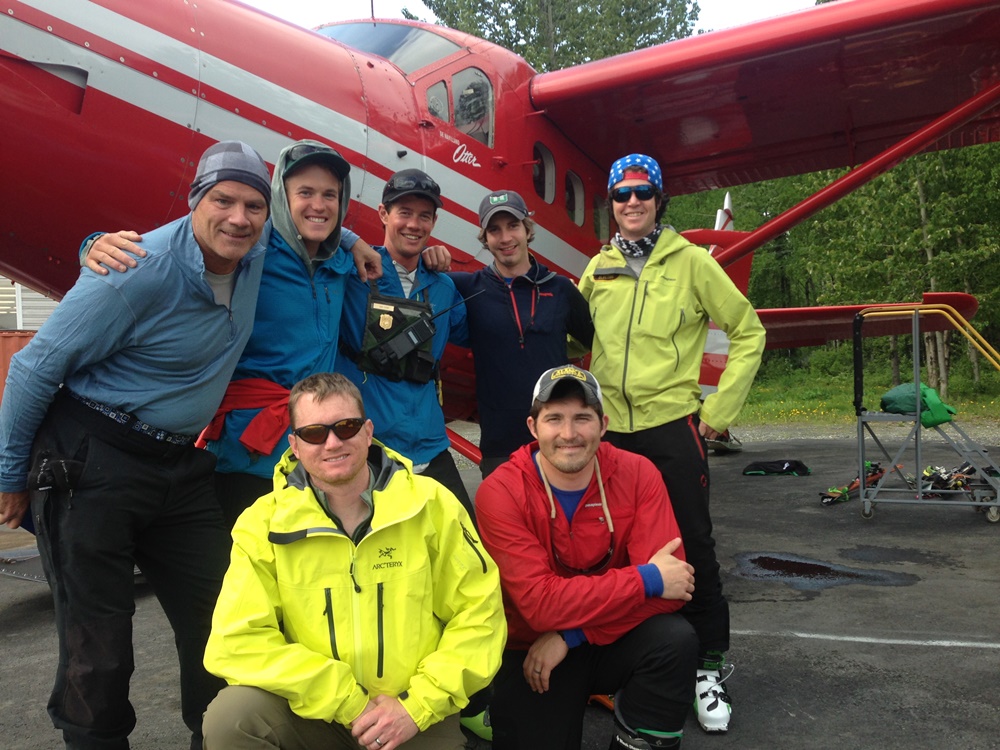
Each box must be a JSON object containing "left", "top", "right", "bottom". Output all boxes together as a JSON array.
[{"left": 238, "top": 0, "right": 818, "bottom": 35}]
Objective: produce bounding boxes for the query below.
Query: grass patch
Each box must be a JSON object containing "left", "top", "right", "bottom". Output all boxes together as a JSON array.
[{"left": 735, "top": 359, "right": 1000, "bottom": 428}]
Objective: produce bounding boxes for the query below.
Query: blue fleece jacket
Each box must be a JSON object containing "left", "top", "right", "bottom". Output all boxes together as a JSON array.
[
  {"left": 338, "top": 246, "right": 468, "bottom": 465},
  {"left": 0, "top": 215, "right": 265, "bottom": 491}
]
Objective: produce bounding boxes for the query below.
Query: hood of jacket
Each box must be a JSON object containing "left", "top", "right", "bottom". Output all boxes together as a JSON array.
[
  {"left": 270, "top": 439, "right": 428, "bottom": 531},
  {"left": 270, "top": 139, "right": 351, "bottom": 274}
]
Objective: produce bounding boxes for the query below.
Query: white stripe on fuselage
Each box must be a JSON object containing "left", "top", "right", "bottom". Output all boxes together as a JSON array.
[{"left": 14, "top": 0, "right": 590, "bottom": 273}]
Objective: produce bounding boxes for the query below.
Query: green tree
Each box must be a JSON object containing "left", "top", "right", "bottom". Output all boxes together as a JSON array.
[
  {"left": 409, "top": 0, "right": 699, "bottom": 71},
  {"left": 671, "top": 141, "right": 1000, "bottom": 385}
]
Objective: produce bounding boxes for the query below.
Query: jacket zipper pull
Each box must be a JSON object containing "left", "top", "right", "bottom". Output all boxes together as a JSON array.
[{"left": 350, "top": 559, "right": 361, "bottom": 593}]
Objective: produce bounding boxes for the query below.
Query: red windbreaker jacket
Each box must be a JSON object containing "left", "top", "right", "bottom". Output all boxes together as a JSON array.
[{"left": 476, "top": 441, "right": 687, "bottom": 650}]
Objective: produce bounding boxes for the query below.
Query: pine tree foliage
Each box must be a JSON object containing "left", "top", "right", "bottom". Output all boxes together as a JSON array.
[{"left": 409, "top": 0, "right": 699, "bottom": 72}]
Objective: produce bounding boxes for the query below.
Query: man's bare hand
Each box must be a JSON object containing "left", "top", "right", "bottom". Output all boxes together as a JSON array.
[
  {"left": 698, "top": 420, "right": 721, "bottom": 441},
  {"left": 350, "top": 238, "right": 383, "bottom": 282},
  {"left": 523, "top": 631, "right": 569, "bottom": 694},
  {"left": 85, "top": 231, "right": 145, "bottom": 274},
  {"left": 351, "top": 695, "right": 418, "bottom": 750},
  {"left": 648, "top": 537, "right": 695, "bottom": 601},
  {"left": 0, "top": 490, "right": 29, "bottom": 529},
  {"left": 421, "top": 244, "right": 452, "bottom": 272}
]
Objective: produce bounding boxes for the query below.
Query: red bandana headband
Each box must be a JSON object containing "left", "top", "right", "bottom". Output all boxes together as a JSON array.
[{"left": 622, "top": 170, "right": 652, "bottom": 183}]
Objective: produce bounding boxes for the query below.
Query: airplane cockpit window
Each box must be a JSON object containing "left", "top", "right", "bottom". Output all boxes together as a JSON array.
[
  {"left": 316, "top": 23, "right": 461, "bottom": 75},
  {"left": 427, "top": 81, "right": 449, "bottom": 122},
  {"left": 453, "top": 68, "right": 493, "bottom": 147},
  {"left": 565, "top": 170, "right": 584, "bottom": 227},
  {"left": 593, "top": 194, "right": 610, "bottom": 242},
  {"left": 532, "top": 142, "right": 555, "bottom": 204}
]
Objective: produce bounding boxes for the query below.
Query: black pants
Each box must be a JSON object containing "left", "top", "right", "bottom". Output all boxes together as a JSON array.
[
  {"left": 607, "top": 415, "right": 729, "bottom": 656},
  {"left": 417, "top": 448, "right": 475, "bottom": 525},
  {"left": 490, "top": 614, "right": 697, "bottom": 749},
  {"left": 214, "top": 472, "right": 272, "bottom": 529},
  {"left": 479, "top": 455, "right": 508, "bottom": 480},
  {"left": 29, "top": 394, "right": 230, "bottom": 749}
]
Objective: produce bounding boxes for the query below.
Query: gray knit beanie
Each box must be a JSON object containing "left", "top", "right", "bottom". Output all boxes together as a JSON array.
[{"left": 188, "top": 140, "right": 271, "bottom": 210}]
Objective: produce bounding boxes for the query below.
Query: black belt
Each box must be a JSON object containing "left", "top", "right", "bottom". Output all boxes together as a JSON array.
[{"left": 65, "top": 390, "right": 195, "bottom": 446}]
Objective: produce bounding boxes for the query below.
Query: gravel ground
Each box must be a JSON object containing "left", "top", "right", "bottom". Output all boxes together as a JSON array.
[{"left": 449, "top": 417, "right": 1000, "bottom": 467}]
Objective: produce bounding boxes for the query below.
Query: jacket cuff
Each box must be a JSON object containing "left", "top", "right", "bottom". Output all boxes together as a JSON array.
[{"left": 397, "top": 690, "right": 434, "bottom": 732}]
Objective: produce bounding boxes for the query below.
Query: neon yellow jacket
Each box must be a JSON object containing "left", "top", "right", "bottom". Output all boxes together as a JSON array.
[
  {"left": 579, "top": 229, "right": 764, "bottom": 433},
  {"left": 204, "top": 441, "right": 505, "bottom": 731}
]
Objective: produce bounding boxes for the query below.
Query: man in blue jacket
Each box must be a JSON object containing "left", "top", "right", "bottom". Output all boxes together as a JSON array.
[
  {"left": 451, "top": 190, "right": 593, "bottom": 478},
  {"left": 0, "top": 141, "right": 271, "bottom": 749},
  {"left": 337, "top": 170, "right": 474, "bottom": 518}
]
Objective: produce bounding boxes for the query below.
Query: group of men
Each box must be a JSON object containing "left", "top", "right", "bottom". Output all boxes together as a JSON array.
[{"left": 0, "top": 138, "right": 763, "bottom": 750}]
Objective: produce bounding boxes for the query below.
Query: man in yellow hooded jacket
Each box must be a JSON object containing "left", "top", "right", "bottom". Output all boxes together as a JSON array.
[{"left": 202, "top": 372, "right": 505, "bottom": 750}]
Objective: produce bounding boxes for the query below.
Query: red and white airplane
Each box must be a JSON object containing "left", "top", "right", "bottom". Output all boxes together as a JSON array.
[{"left": 2, "top": 0, "right": 996, "bottom": 435}]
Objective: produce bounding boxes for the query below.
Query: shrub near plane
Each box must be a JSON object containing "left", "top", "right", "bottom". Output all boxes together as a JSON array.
[{"left": 1, "top": 0, "right": 998, "bottom": 458}]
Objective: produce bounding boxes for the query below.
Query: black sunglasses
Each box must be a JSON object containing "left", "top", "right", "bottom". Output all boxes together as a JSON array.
[
  {"left": 552, "top": 532, "right": 615, "bottom": 575},
  {"left": 610, "top": 185, "right": 658, "bottom": 203},
  {"left": 388, "top": 173, "right": 440, "bottom": 193},
  {"left": 287, "top": 143, "right": 336, "bottom": 163},
  {"left": 292, "top": 418, "right": 366, "bottom": 445}
]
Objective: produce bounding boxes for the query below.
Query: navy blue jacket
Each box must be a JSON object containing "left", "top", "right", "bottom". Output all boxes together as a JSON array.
[{"left": 451, "top": 257, "right": 593, "bottom": 459}]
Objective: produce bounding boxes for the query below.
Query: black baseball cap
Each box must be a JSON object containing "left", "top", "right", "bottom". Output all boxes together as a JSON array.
[
  {"left": 382, "top": 169, "right": 442, "bottom": 208},
  {"left": 282, "top": 141, "right": 350, "bottom": 181}
]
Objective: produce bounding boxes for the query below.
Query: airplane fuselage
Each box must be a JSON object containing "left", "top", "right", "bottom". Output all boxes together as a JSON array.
[{"left": 0, "top": 0, "right": 606, "bottom": 299}]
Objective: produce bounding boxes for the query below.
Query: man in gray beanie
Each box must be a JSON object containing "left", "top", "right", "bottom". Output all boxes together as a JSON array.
[
  {"left": 0, "top": 140, "right": 271, "bottom": 749},
  {"left": 187, "top": 139, "right": 272, "bottom": 211}
]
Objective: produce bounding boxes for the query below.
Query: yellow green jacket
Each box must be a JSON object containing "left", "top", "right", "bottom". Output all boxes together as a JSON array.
[
  {"left": 204, "top": 441, "right": 505, "bottom": 731},
  {"left": 579, "top": 229, "right": 764, "bottom": 433}
]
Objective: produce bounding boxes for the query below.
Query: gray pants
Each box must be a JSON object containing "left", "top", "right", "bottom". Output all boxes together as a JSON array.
[{"left": 202, "top": 686, "right": 466, "bottom": 750}]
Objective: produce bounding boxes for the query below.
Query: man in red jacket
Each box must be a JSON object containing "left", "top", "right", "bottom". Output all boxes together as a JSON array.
[{"left": 476, "top": 365, "right": 699, "bottom": 749}]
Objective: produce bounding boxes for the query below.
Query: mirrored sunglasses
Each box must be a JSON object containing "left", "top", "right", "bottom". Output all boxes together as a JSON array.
[
  {"left": 610, "top": 185, "right": 658, "bottom": 203},
  {"left": 287, "top": 143, "right": 336, "bottom": 163},
  {"left": 388, "top": 173, "right": 439, "bottom": 192},
  {"left": 292, "top": 418, "right": 366, "bottom": 445}
]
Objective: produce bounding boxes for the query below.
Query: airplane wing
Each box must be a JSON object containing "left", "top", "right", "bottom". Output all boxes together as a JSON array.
[
  {"left": 530, "top": 0, "right": 1000, "bottom": 197},
  {"left": 757, "top": 292, "right": 979, "bottom": 348}
]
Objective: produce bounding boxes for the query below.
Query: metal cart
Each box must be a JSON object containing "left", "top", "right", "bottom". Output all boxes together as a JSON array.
[{"left": 852, "top": 303, "right": 1000, "bottom": 523}]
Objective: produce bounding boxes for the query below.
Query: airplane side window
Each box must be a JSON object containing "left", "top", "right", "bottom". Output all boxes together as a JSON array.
[
  {"left": 427, "top": 81, "right": 450, "bottom": 123},
  {"left": 532, "top": 142, "right": 555, "bottom": 204},
  {"left": 453, "top": 67, "right": 493, "bottom": 147},
  {"left": 565, "top": 170, "right": 584, "bottom": 227},
  {"left": 593, "top": 193, "right": 610, "bottom": 242}
]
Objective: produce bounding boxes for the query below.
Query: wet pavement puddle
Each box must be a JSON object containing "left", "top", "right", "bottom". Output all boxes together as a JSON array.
[{"left": 734, "top": 552, "right": 919, "bottom": 590}]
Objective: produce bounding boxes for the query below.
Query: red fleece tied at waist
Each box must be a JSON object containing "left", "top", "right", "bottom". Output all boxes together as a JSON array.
[{"left": 196, "top": 378, "right": 290, "bottom": 455}]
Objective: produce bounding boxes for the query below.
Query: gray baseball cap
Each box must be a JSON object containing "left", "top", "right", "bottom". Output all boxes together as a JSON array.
[{"left": 478, "top": 190, "right": 529, "bottom": 228}]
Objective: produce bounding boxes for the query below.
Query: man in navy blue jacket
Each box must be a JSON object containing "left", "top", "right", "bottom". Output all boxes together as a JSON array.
[{"left": 451, "top": 191, "right": 593, "bottom": 478}]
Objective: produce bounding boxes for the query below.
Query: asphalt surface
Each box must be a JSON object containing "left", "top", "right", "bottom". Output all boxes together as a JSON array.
[{"left": 2, "top": 430, "right": 999, "bottom": 749}]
